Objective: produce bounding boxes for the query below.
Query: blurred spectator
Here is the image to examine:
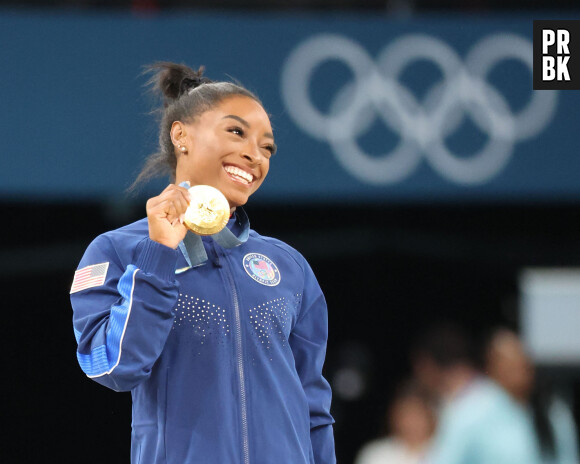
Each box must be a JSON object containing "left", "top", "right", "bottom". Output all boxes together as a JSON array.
[
  {"left": 355, "top": 380, "right": 436, "bottom": 464},
  {"left": 411, "top": 323, "right": 544, "bottom": 464},
  {"left": 485, "top": 328, "right": 580, "bottom": 464},
  {"left": 410, "top": 323, "right": 480, "bottom": 404},
  {"left": 485, "top": 328, "right": 533, "bottom": 401}
]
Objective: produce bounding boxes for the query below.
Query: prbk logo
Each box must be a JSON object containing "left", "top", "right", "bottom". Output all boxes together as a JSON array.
[{"left": 534, "top": 20, "right": 580, "bottom": 90}]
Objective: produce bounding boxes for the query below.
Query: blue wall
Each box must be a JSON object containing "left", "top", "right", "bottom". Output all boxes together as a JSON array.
[{"left": 1, "top": 10, "right": 579, "bottom": 203}]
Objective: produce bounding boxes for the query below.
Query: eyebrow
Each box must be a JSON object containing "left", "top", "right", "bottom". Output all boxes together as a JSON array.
[
  {"left": 222, "top": 114, "right": 277, "bottom": 154},
  {"left": 223, "top": 114, "right": 250, "bottom": 128}
]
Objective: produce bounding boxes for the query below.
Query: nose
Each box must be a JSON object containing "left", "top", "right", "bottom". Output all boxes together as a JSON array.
[{"left": 241, "top": 146, "right": 262, "bottom": 165}]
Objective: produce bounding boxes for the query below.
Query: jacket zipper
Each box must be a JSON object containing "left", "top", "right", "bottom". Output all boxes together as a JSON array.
[{"left": 222, "top": 251, "right": 250, "bottom": 464}]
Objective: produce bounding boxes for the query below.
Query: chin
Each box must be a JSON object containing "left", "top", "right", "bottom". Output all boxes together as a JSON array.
[
  {"left": 224, "top": 184, "right": 260, "bottom": 209},
  {"left": 227, "top": 195, "right": 250, "bottom": 209}
]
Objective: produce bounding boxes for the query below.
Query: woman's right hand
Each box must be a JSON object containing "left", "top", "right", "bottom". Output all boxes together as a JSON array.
[{"left": 146, "top": 183, "right": 191, "bottom": 249}]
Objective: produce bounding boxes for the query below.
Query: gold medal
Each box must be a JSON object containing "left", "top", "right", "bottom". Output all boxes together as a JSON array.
[{"left": 183, "top": 185, "right": 230, "bottom": 236}]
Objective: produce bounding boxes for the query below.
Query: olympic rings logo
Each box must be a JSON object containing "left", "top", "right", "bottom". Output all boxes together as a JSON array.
[{"left": 281, "top": 33, "right": 558, "bottom": 185}]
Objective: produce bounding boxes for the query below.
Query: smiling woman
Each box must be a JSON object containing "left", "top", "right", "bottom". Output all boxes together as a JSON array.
[
  {"left": 172, "top": 96, "right": 275, "bottom": 210},
  {"left": 69, "top": 62, "right": 336, "bottom": 464}
]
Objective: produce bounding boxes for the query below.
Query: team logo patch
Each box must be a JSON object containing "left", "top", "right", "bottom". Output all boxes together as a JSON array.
[{"left": 243, "top": 253, "right": 281, "bottom": 286}]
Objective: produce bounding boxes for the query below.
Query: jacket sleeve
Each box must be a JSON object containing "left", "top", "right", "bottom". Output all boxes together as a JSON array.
[
  {"left": 70, "top": 233, "right": 180, "bottom": 392},
  {"left": 289, "top": 257, "right": 336, "bottom": 464}
]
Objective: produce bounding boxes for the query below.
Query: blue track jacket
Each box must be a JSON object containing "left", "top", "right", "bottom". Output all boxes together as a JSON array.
[{"left": 70, "top": 211, "right": 336, "bottom": 464}]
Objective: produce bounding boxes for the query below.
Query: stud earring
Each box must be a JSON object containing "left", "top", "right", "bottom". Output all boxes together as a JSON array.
[{"left": 177, "top": 144, "right": 187, "bottom": 153}]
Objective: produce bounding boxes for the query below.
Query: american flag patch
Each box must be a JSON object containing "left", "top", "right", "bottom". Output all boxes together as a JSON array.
[{"left": 70, "top": 262, "right": 109, "bottom": 294}]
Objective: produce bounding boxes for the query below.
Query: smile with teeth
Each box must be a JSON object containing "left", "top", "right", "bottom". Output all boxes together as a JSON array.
[{"left": 224, "top": 165, "right": 254, "bottom": 185}]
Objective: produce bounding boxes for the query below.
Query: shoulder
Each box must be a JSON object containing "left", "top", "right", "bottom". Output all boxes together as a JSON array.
[
  {"left": 355, "top": 438, "right": 402, "bottom": 464},
  {"left": 106, "top": 217, "right": 150, "bottom": 240},
  {"left": 442, "top": 378, "right": 512, "bottom": 428},
  {"left": 94, "top": 218, "right": 148, "bottom": 244},
  {"left": 82, "top": 218, "right": 149, "bottom": 263}
]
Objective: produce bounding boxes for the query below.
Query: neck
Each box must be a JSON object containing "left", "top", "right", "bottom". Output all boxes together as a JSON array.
[
  {"left": 442, "top": 365, "right": 477, "bottom": 399},
  {"left": 401, "top": 437, "right": 428, "bottom": 452}
]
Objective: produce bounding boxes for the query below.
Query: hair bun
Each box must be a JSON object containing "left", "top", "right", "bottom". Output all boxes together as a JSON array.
[{"left": 146, "top": 62, "right": 213, "bottom": 105}]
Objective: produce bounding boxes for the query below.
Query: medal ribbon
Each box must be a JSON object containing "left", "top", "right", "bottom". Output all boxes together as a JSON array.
[{"left": 178, "top": 209, "right": 249, "bottom": 269}]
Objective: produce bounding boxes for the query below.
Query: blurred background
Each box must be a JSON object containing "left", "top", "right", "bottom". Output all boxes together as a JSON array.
[{"left": 1, "top": 1, "right": 580, "bottom": 463}]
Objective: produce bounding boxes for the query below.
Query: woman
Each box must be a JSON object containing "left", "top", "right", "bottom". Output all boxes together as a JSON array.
[
  {"left": 70, "top": 62, "right": 335, "bottom": 464},
  {"left": 485, "top": 328, "right": 579, "bottom": 464},
  {"left": 354, "top": 381, "right": 436, "bottom": 464}
]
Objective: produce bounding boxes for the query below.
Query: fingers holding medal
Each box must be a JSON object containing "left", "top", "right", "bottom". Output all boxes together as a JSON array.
[{"left": 146, "top": 183, "right": 191, "bottom": 249}]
